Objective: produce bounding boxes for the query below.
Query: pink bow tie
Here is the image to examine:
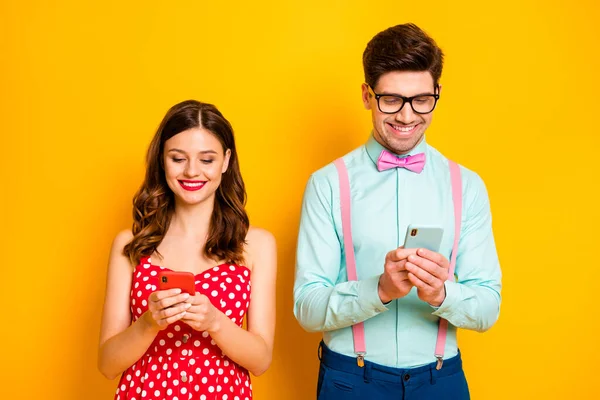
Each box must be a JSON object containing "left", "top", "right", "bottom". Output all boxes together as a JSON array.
[{"left": 377, "top": 150, "right": 426, "bottom": 173}]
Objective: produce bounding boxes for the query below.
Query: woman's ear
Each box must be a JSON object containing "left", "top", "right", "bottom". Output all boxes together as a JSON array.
[{"left": 222, "top": 149, "right": 231, "bottom": 173}]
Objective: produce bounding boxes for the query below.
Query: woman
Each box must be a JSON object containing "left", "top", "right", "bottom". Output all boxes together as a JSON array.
[{"left": 98, "top": 100, "right": 277, "bottom": 400}]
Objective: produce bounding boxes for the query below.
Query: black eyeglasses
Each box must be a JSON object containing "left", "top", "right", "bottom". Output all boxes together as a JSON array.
[{"left": 367, "top": 85, "right": 440, "bottom": 114}]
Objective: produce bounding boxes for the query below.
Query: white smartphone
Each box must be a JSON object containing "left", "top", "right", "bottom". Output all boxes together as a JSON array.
[{"left": 403, "top": 225, "right": 444, "bottom": 252}]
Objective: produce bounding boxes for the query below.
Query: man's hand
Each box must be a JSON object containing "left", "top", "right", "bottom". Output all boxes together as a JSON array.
[
  {"left": 378, "top": 247, "right": 418, "bottom": 303},
  {"left": 404, "top": 248, "right": 450, "bottom": 306}
]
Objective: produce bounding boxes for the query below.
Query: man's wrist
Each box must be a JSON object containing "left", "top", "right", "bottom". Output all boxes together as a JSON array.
[
  {"left": 377, "top": 277, "right": 392, "bottom": 304},
  {"left": 429, "top": 286, "right": 447, "bottom": 307}
]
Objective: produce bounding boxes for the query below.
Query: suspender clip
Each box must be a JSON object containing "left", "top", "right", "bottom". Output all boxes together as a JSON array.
[
  {"left": 356, "top": 352, "right": 366, "bottom": 368},
  {"left": 435, "top": 355, "right": 443, "bottom": 370}
]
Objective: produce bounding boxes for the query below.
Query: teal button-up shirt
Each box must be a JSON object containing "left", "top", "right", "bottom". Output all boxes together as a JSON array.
[{"left": 293, "top": 134, "right": 502, "bottom": 368}]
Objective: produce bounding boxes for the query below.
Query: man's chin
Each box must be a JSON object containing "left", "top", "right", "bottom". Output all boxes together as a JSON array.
[{"left": 386, "top": 136, "right": 422, "bottom": 155}]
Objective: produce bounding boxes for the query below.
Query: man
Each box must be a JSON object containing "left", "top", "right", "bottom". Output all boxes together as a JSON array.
[{"left": 294, "top": 23, "right": 501, "bottom": 399}]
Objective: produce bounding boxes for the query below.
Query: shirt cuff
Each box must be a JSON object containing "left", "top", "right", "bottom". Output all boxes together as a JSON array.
[
  {"left": 431, "top": 281, "right": 460, "bottom": 317},
  {"left": 358, "top": 274, "right": 389, "bottom": 314}
]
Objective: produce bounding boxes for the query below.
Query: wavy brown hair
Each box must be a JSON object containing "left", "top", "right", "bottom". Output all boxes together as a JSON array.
[
  {"left": 123, "top": 100, "right": 249, "bottom": 266},
  {"left": 363, "top": 23, "right": 444, "bottom": 88}
]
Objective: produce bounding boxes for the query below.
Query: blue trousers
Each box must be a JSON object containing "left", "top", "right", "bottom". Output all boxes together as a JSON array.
[{"left": 317, "top": 342, "right": 470, "bottom": 400}]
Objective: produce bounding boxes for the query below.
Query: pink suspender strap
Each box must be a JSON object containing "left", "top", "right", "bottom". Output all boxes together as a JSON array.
[
  {"left": 334, "top": 157, "right": 462, "bottom": 370},
  {"left": 333, "top": 158, "right": 367, "bottom": 366},
  {"left": 434, "top": 160, "right": 463, "bottom": 370}
]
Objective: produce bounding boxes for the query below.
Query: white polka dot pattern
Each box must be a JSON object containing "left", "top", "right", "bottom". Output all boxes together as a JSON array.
[{"left": 117, "top": 256, "right": 253, "bottom": 399}]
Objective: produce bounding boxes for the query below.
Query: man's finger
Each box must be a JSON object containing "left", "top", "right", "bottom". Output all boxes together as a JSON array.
[
  {"left": 416, "top": 248, "right": 448, "bottom": 267},
  {"left": 387, "top": 247, "right": 417, "bottom": 262},
  {"left": 407, "top": 255, "right": 447, "bottom": 281},
  {"left": 405, "top": 262, "right": 436, "bottom": 287}
]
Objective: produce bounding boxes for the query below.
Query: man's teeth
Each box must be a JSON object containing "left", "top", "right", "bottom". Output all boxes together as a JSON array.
[{"left": 392, "top": 124, "right": 415, "bottom": 132}]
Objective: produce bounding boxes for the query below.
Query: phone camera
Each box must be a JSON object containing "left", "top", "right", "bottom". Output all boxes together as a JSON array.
[
  {"left": 410, "top": 229, "right": 418, "bottom": 237},
  {"left": 161, "top": 276, "right": 167, "bottom": 283}
]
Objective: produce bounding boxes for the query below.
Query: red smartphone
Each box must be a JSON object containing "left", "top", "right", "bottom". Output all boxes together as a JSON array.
[{"left": 157, "top": 270, "right": 196, "bottom": 295}]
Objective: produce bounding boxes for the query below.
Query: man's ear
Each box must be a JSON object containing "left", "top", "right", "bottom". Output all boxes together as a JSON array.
[{"left": 361, "top": 83, "right": 372, "bottom": 110}]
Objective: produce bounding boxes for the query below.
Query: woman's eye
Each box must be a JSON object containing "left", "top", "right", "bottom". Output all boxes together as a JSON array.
[
  {"left": 172, "top": 158, "right": 185, "bottom": 163},
  {"left": 201, "top": 159, "right": 214, "bottom": 164}
]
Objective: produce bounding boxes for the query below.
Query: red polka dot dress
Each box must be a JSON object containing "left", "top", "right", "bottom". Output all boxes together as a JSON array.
[{"left": 115, "top": 256, "right": 253, "bottom": 400}]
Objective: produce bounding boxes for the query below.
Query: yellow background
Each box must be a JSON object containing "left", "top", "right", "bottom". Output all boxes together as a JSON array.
[{"left": 1, "top": 0, "right": 598, "bottom": 399}]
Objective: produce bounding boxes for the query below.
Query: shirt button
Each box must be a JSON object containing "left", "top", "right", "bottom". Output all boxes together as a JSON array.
[
  {"left": 404, "top": 374, "right": 410, "bottom": 382},
  {"left": 181, "top": 371, "right": 188, "bottom": 382},
  {"left": 182, "top": 334, "right": 189, "bottom": 343}
]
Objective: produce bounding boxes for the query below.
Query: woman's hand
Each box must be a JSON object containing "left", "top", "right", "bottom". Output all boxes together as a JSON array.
[
  {"left": 143, "top": 289, "right": 191, "bottom": 331},
  {"left": 181, "top": 293, "right": 220, "bottom": 333}
]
